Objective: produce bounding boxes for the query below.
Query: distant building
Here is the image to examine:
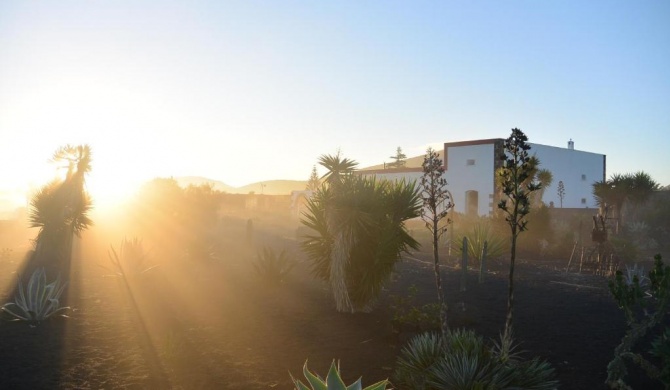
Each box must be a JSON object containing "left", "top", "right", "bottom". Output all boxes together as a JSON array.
[{"left": 359, "top": 138, "right": 605, "bottom": 216}]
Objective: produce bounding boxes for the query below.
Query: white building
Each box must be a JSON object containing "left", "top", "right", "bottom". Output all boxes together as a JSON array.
[{"left": 359, "top": 138, "right": 605, "bottom": 216}]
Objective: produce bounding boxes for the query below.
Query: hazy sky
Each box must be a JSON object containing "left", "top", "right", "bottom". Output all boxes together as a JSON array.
[{"left": 1, "top": 1, "right": 668, "bottom": 206}]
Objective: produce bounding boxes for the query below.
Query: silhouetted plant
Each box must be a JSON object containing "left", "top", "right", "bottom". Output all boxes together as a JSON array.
[
  {"left": 306, "top": 165, "right": 320, "bottom": 192},
  {"left": 252, "top": 247, "right": 295, "bottom": 285},
  {"left": 497, "top": 128, "right": 541, "bottom": 341},
  {"left": 30, "top": 145, "right": 93, "bottom": 265},
  {"left": 593, "top": 171, "right": 660, "bottom": 232},
  {"left": 388, "top": 146, "right": 407, "bottom": 169},
  {"left": 607, "top": 254, "right": 670, "bottom": 389},
  {"left": 106, "top": 237, "right": 157, "bottom": 279},
  {"left": 557, "top": 180, "right": 565, "bottom": 208},
  {"left": 420, "top": 147, "right": 453, "bottom": 336}
]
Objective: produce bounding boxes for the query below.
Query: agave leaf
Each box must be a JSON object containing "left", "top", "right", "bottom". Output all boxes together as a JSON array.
[
  {"left": 47, "top": 305, "right": 71, "bottom": 319},
  {"left": 32, "top": 269, "right": 48, "bottom": 312},
  {"left": 326, "top": 360, "right": 347, "bottom": 389},
  {"left": 1, "top": 303, "right": 30, "bottom": 321},
  {"left": 293, "top": 380, "right": 311, "bottom": 390},
  {"left": 363, "top": 380, "right": 389, "bottom": 390},
  {"left": 25, "top": 270, "right": 40, "bottom": 313},
  {"left": 16, "top": 277, "right": 27, "bottom": 310},
  {"left": 303, "top": 361, "right": 327, "bottom": 390},
  {"left": 346, "top": 378, "right": 362, "bottom": 390}
]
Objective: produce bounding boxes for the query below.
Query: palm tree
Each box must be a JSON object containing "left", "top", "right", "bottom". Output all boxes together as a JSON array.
[
  {"left": 301, "top": 155, "right": 421, "bottom": 312},
  {"left": 317, "top": 152, "right": 358, "bottom": 185},
  {"left": 496, "top": 155, "right": 552, "bottom": 208},
  {"left": 30, "top": 145, "right": 93, "bottom": 267},
  {"left": 533, "top": 169, "right": 553, "bottom": 206},
  {"left": 593, "top": 171, "right": 659, "bottom": 232}
]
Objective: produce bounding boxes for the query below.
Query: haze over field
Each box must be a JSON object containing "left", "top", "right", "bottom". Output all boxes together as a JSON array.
[{"left": 1, "top": 1, "right": 668, "bottom": 212}]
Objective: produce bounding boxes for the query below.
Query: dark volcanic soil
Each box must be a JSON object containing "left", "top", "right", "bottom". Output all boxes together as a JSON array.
[{"left": 0, "top": 228, "right": 662, "bottom": 389}]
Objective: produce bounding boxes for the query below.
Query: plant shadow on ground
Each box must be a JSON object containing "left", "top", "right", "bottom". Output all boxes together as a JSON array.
[{"left": 0, "top": 216, "right": 664, "bottom": 389}]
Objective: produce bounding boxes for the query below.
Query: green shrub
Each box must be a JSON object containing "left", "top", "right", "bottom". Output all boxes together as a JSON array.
[
  {"left": 252, "top": 247, "right": 295, "bottom": 284},
  {"left": 2, "top": 267, "right": 70, "bottom": 323},
  {"left": 394, "top": 330, "right": 558, "bottom": 390},
  {"left": 292, "top": 360, "right": 389, "bottom": 390},
  {"left": 390, "top": 285, "right": 441, "bottom": 333}
]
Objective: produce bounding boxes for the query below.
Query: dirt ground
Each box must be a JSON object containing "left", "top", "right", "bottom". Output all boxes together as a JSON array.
[{"left": 0, "top": 217, "right": 663, "bottom": 389}]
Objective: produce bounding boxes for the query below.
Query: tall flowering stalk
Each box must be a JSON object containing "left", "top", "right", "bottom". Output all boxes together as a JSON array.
[
  {"left": 497, "top": 129, "right": 540, "bottom": 340},
  {"left": 420, "top": 147, "right": 453, "bottom": 336}
]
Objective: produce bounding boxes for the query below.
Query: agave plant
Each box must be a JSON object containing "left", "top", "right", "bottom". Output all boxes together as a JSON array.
[
  {"left": 394, "top": 330, "right": 558, "bottom": 390},
  {"left": 292, "top": 360, "right": 389, "bottom": 390},
  {"left": 253, "top": 247, "right": 295, "bottom": 284},
  {"left": 106, "top": 237, "right": 157, "bottom": 278},
  {"left": 454, "top": 221, "right": 507, "bottom": 267},
  {"left": 1, "top": 267, "right": 70, "bottom": 323}
]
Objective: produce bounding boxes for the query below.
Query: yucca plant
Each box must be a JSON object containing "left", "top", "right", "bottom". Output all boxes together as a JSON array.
[
  {"left": 252, "top": 247, "right": 295, "bottom": 284},
  {"left": 301, "top": 168, "right": 421, "bottom": 312},
  {"left": 1, "top": 267, "right": 70, "bottom": 323},
  {"left": 291, "top": 360, "right": 389, "bottom": 390}
]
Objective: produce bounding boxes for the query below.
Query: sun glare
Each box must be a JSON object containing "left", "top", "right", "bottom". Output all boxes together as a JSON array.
[{"left": 86, "top": 174, "right": 141, "bottom": 211}]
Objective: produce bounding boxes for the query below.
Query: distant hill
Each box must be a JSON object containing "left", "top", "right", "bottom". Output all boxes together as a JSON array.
[
  {"left": 174, "top": 177, "right": 306, "bottom": 195},
  {"left": 236, "top": 180, "right": 307, "bottom": 195},
  {"left": 175, "top": 176, "right": 237, "bottom": 193}
]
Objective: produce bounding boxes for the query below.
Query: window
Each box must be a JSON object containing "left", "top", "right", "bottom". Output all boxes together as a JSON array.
[
  {"left": 466, "top": 159, "right": 475, "bottom": 166},
  {"left": 581, "top": 198, "right": 587, "bottom": 204},
  {"left": 581, "top": 174, "right": 586, "bottom": 181}
]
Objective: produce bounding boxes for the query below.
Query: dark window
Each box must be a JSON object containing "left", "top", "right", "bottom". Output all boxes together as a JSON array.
[
  {"left": 581, "top": 174, "right": 586, "bottom": 181},
  {"left": 466, "top": 159, "right": 475, "bottom": 166},
  {"left": 581, "top": 198, "right": 587, "bottom": 204}
]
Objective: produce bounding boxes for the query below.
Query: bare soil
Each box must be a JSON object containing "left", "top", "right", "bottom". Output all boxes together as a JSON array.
[{"left": 0, "top": 219, "right": 662, "bottom": 389}]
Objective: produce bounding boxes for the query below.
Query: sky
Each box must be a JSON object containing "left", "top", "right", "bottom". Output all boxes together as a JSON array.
[{"left": 1, "top": 1, "right": 669, "bottom": 209}]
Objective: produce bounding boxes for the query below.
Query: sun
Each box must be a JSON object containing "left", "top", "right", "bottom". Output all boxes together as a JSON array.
[{"left": 86, "top": 173, "right": 142, "bottom": 211}]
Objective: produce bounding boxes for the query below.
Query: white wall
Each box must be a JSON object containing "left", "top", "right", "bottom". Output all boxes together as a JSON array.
[
  {"left": 445, "top": 143, "right": 496, "bottom": 216},
  {"left": 363, "top": 171, "right": 424, "bottom": 184},
  {"left": 529, "top": 143, "right": 605, "bottom": 209},
  {"left": 359, "top": 140, "right": 605, "bottom": 214}
]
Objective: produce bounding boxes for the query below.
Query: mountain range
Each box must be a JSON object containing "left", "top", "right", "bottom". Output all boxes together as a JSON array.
[{"left": 174, "top": 176, "right": 308, "bottom": 195}]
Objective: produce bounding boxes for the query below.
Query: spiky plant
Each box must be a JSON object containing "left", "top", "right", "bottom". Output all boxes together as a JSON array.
[
  {"left": 30, "top": 145, "right": 93, "bottom": 265},
  {"left": 455, "top": 221, "right": 507, "bottom": 267},
  {"left": 252, "top": 247, "right": 295, "bottom": 284},
  {"left": 394, "top": 330, "right": 558, "bottom": 390},
  {"left": 1, "top": 267, "right": 70, "bottom": 323},
  {"left": 301, "top": 173, "right": 421, "bottom": 312},
  {"left": 106, "top": 237, "right": 156, "bottom": 279},
  {"left": 394, "top": 332, "right": 447, "bottom": 389},
  {"left": 292, "top": 360, "right": 389, "bottom": 390}
]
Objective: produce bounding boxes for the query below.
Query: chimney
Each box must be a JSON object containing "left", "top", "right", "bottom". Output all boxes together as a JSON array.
[{"left": 568, "top": 139, "right": 574, "bottom": 150}]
